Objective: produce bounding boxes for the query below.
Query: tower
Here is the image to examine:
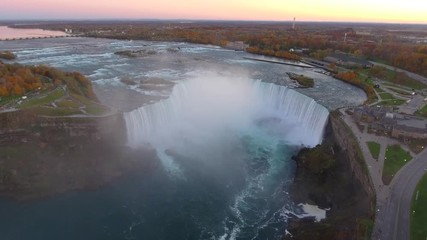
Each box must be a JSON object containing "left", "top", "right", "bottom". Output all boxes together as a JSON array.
[{"left": 292, "top": 17, "right": 296, "bottom": 30}]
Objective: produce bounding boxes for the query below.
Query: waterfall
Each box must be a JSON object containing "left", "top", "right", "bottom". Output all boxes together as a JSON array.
[
  {"left": 124, "top": 75, "right": 329, "bottom": 149},
  {"left": 252, "top": 80, "right": 329, "bottom": 145}
]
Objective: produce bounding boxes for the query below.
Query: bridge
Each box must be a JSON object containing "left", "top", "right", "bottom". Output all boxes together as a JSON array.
[{"left": 0, "top": 34, "right": 84, "bottom": 41}]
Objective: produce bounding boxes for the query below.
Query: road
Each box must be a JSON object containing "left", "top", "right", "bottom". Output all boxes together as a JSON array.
[
  {"left": 339, "top": 109, "right": 427, "bottom": 240},
  {"left": 371, "top": 62, "right": 427, "bottom": 86},
  {"left": 399, "top": 95, "right": 425, "bottom": 115},
  {"left": 373, "top": 148, "right": 427, "bottom": 240}
]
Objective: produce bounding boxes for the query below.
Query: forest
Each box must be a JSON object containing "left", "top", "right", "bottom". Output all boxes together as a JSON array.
[
  {"left": 0, "top": 61, "right": 96, "bottom": 100},
  {"left": 22, "top": 21, "right": 427, "bottom": 77}
]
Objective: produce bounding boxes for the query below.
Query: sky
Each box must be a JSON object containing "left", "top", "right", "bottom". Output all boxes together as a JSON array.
[{"left": 0, "top": 0, "right": 426, "bottom": 24}]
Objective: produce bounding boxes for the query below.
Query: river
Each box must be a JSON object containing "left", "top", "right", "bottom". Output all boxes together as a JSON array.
[{"left": 0, "top": 37, "right": 366, "bottom": 240}]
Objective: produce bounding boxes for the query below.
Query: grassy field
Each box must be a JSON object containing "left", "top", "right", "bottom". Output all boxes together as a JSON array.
[
  {"left": 411, "top": 173, "right": 427, "bottom": 240},
  {"left": 416, "top": 104, "right": 427, "bottom": 118},
  {"left": 33, "top": 106, "right": 82, "bottom": 116},
  {"left": 382, "top": 144, "right": 413, "bottom": 184},
  {"left": 375, "top": 88, "right": 385, "bottom": 93},
  {"left": 9, "top": 89, "right": 111, "bottom": 117},
  {"left": 57, "top": 100, "right": 81, "bottom": 108},
  {"left": 383, "top": 69, "right": 426, "bottom": 90},
  {"left": 376, "top": 91, "right": 407, "bottom": 106},
  {"left": 379, "top": 92, "right": 394, "bottom": 100},
  {"left": 71, "top": 94, "right": 110, "bottom": 116},
  {"left": 357, "top": 218, "right": 374, "bottom": 240},
  {"left": 386, "top": 87, "right": 412, "bottom": 96},
  {"left": 367, "top": 66, "right": 427, "bottom": 90},
  {"left": 0, "top": 95, "right": 20, "bottom": 107},
  {"left": 18, "top": 88, "right": 65, "bottom": 109},
  {"left": 408, "top": 139, "right": 427, "bottom": 154},
  {"left": 367, "top": 141, "right": 380, "bottom": 160},
  {"left": 377, "top": 99, "right": 407, "bottom": 106}
]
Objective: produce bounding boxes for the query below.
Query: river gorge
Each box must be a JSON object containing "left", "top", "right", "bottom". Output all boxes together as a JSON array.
[{"left": 0, "top": 37, "right": 367, "bottom": 239}]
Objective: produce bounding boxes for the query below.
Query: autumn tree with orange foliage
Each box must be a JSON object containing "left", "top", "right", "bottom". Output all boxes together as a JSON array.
[
  {"left": 0, "top": 63, "right": 96, "bottom": 100},
  {"left": 335, "top": 71, "right": 376, "bottom": 103}
]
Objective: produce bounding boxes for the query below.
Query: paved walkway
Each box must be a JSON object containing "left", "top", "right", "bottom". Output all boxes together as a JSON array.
[
  {"left": 374, "top": 149, "right": 427, "bottom": 240},
  {"left": 371, "top": 62, "right": 427, "bottom": 86},
  {"left": 339, "top": 109, "right": 427, "bottom": 240}
]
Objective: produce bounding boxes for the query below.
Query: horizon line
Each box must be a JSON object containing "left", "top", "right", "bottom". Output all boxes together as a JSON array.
[{"left": 0, "top": 18, "right": 427, "bottom": 26}]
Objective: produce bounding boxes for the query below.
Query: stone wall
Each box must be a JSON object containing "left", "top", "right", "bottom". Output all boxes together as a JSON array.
[
  {"left": 0, "top": 110, "right": 126, "bottom": 146},
  {"left": 330, "top": 111, "right": 376, "bottom": 213}
]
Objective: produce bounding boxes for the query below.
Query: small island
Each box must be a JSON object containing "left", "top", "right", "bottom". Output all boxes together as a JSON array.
[
  {"left": 287, "top": 72, "right": 314, "bottom": 88},
  {"left": 0, "top": 51, "right": 16, "bottom": 60},
  {"left": 114, "top": 49, "right": 157, "bottom": 58}
]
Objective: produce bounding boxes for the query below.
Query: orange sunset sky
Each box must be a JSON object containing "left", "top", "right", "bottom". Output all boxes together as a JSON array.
[{"left": 0, "top": 0, "right": 426, "bottom": 23}]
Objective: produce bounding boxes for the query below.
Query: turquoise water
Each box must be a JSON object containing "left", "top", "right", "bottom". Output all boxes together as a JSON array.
[
  {"left": 0, "top": 129, "right": 297, "bottom": 240},
  {"left": 0, "top": 37, "right": 366, "bottom": 239}
]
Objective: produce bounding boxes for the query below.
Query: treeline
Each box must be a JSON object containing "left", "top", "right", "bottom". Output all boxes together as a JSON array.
[
  {"left": 0, "top": 62, "right": 96, "bottom": 99},
  {"left": 97, "top": 26, "right": 427, "bottom": 76},
  {"left": 368, "top": 65, "right": 427, "bottom": 89},
  {"left": 31, "top": 22, "right": 427, "bottom": 77},
  {"left": 334, "top": 71, "right": 376, "bottom": 103},
  {"left": 357, "top": 43, "right": 427, "bottom": 77}
]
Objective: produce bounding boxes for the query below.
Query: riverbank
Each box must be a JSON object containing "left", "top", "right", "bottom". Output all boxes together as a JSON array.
[
  {"left": 0, "top": 26, "right": 69, "bottom": 40},
  {"left": 0, "top": 109, "right": 158, "bottom": 201},
  {"left": 286, "top": 113, "right": 375, "bottom": 240}
]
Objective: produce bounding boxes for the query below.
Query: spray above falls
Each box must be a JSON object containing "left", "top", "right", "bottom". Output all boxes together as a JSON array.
[
  {"left": 124, "top": 71, "right": 330, "bottom": 238},
  {"left": 124, "top": 71, "right": 329, "bottom": 151}
]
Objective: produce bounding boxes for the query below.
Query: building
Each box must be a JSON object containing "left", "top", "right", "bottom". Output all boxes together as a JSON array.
[
  {"left": 324, "top": 52, "right": 373, "bottom": 69},
  {"left": 392, "top": 117, "right": 427, "bottom": 140},
  {"left": 352, "top": 106, "right": 427, "bottom": 140},
  {"left": 224, "top": 41, "right": 249, "bottom": 51},
  {"left": 353, "top": 106, "right": 392, "bottom": 123}
]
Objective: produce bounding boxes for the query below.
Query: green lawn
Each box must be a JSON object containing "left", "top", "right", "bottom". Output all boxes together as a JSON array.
[
  {"left": 369, "top": 67, "right": 427, "bottom": 90},
  {"left": 85, "top": 105, "right": 110, "bottom": 115},
  {"left": 385, "top": 69, "right": 427, "bottom": 90},
  {"left": 57, "top": 100, "right": 81, "bottom": 108},
  {"left": 0, "top": 95, "right": 20, "bottom": 106},
  {"left": 367, "top": 141, "right": 381, "bottom": 160},
  {"left": 375, "top": 88, "right": 386, "bottom": 93},
  {"left": 18, "top": 88, "right": 65, "bottom": 109},
  {"left": 382, "top": 144, "right": 412, "bottom": 184},
  {"left": 411, "top": 173, "right": 427, "bottom": 240},
  {"left": 71, "top": 93, "right": 111, "bottom": 116},
  {"left": 34, "top": 106, "right": 82, "bottom": 116},
  {"left": 416, "top": 104, "right": 427, "bottom": 118},
  {"left": 377, "top": 91, "right": 408, "bottom": 106},
  {"left": 358, "top": 218, "right": 374, "bottom": 240},
  {"left": 379, "top": 92, "right": 394, "bottom": 100},
  {"left": 377, "top": 99, "right": 407, "bottom": 106},
  {"left": 386, "top": 87, "right": 412, "bottom": 96}
]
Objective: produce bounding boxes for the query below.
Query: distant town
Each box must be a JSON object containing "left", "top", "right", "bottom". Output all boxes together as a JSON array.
[{"left": 1, "top": 20, "right": 427, "bottom": 240}]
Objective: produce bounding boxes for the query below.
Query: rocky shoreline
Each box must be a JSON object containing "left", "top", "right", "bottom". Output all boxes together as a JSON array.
[
  {"left": 285, "top": 117, "right": 374, "bottom": 240},
  {"left": 0, "top": 109, "right": 375, "bottom": 238},
  {"left": 0, "top": 109, "right": 160, "bottom": 201}
]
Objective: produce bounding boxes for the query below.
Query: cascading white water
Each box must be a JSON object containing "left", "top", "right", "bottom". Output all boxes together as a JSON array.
[
  {"left": 123, "top": 72, "right": 330, "bottom": 237},
  {"left": 124, "top": 73, "right": 329, "bottom": 150},
  {"left": 252, "top": 80, "right": 329, "bottom": 145}
]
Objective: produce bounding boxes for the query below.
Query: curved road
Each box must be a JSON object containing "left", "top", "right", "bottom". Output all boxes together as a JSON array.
[
  {"left": 339, "top": 109, "right": 427, "bottom": 240},
  {"left": 372, "top": 149, "right": 427, "bottom": 240},
  {"left": 370, "top": 62, "right": 427, "bottom": 86}
]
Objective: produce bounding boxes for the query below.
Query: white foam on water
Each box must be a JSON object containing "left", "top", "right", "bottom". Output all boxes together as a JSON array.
[
  {"left": 294, "top": 203, "right": 328, "bottom": 222},
  {"left": 124, "top": 71, "right": 328, "bottom": 174},
  {"left": 143, "top": 69, "right": 182, "bottom": 80}
]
